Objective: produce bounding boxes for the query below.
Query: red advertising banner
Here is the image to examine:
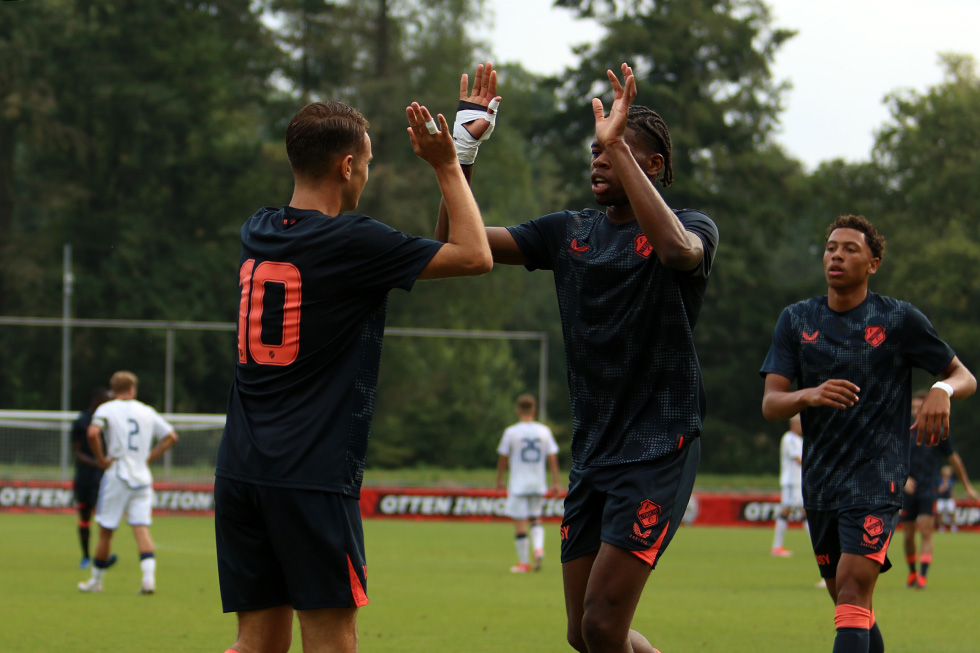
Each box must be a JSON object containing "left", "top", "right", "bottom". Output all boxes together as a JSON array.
[{"left": 3, "top": 481, "right": 979, "bottom": 531}]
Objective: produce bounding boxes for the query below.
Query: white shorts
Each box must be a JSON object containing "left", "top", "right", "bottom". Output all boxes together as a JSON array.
[
  {"left": 95, "top": 473, "right": 153, "bottom": 529},
  {"left": 780, "top": 484, "right": 804, "bottom": 508},
  {"left": 935, "top": 498, "right": 956, "bottom": 514},
  {"left": 506, "top": 494, "right": 544, "bottom": 521}
]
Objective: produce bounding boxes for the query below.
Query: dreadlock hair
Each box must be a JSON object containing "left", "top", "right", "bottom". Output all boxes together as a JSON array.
[
  {"left": 826, "top": 214, "right": 886, "bottom": 260},
  {"left": 626, "top": 105, "right": 674, "bottom": 188}
]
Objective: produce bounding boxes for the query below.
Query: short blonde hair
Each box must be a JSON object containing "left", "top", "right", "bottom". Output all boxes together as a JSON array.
[
  {"left": 109, "top": 371, "right": 138, "bottom": 395},
  {"left": 516, "top": 394, "right": 537, "bottom": 415}
]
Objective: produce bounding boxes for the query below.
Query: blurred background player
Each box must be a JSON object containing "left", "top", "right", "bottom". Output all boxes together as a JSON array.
[
  {"left": 761, "top": 214, "right": 976, "bottom": 653},
  {"left": 496, "top": 393, "right": 561, "bottom": 573},
  {"left": 935, "top": 465, "right": 957, "bottom": 532},
  {"left": 71, "top": 386, "right": 112, "bottom": 569},
  {"left": 771, "top": 413, "right": 806, "bottom": 558},
  {"left": 77, "top": 371, "right": 178, "bottom": 594},
  {"left": 214, "top": 98, "right": 491, "bottom": 653},
  {"left": 901, "top": 389, "right": 980, "bottom": 589}
]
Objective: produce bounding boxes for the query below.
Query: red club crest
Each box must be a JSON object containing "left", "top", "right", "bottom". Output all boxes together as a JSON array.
[
  {"left": 864, "top": 515, "right": 884, "bottom": 537},
  {"left": 865, "top": 325, "right": 886, "bottom": 347},
  {"left": 633, "top": 234, "right": 653, "bottom": 259},
  {"left": 637, "top": 499, "right": 661, "bottom": 528}
]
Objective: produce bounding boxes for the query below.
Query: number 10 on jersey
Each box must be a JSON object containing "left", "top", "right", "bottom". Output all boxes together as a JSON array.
[{"left": 238, "top": 259, "right": 302, "bottom": 366}]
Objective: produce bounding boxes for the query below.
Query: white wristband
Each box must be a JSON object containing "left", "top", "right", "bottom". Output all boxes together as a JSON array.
[{"left": 932, "top": 381, "right": 954, "bottom": 398}]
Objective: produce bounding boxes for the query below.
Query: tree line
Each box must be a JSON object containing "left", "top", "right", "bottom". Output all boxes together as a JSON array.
[{"left": 3, "top": 0, "right": 979, "bottom": 474}]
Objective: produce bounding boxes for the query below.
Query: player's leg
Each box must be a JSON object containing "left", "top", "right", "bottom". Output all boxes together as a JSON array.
[
  {"left": 915, "top": 512, "right": 935, "bottom": 587},
  {"left": 297, "top": 606, "right": 359, "bottom": 653},
  {"left": 506, "top": 494, "right": 532, "bottom": 572},
  {"left": 900, "top": 494, "right": 918, "bottom": 586},
  {"left": 76, "top": 496, "right": 94, "bottom": 567},
  {"left": 563, "top": 551, "right": 598, "bottom": 653},
  {"left": 528, "top": 494, "right": 546, "bottom": 570},
  {"left": 580, "top": 543, "right": 656, "bottom": 653},
  {"left": 228, "top": 606, "right": 294, "bottom": 653},
  {"left": 128, "top": 485, "right": 157, "bottom": 593},
  {"left": 771, "top": 496, "right": 791, "bottom": 556},
  {"left": 79, "top": 475, "right": 123, "bottom": 591}
]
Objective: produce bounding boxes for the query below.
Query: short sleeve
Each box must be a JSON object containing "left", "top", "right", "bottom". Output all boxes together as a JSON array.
[
  {"left": 760, "top": 307, "right": 798, "bottom": 382},
  {"left": 496, "top": 430, "right": 511, "bottom": 456},
  {"left": 91, "top": 405, "right": 108, "bottom": 430},
  {"left": 151, "top": 411, "right": 174, "bottom": 439},
  {"left": 544, "top": 428, "right": 559, "bottom": 456},
  {"left": 902, "top": 304, "right": 955, "bottom": 375},
  {"left": 676, "top": 210, "right": 719, "bottom": 280},
  {"left": 506, "top": 212, "right": 570, "bottom": 271},
  {"left": 343, "top": 216, "right": 443, "bottom": 292}
]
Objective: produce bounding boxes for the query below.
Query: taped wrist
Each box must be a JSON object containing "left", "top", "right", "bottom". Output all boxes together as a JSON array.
[{"left": 453, "top": 99, "right": 499, "bottom": 165}]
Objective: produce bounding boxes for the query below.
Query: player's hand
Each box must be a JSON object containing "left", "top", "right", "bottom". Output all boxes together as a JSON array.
[
  {"left": 592, "top": 62, "right": 636, "bottom": 150},
  {"left": 97, "top": 457, "right": 113, "bottom": 471},
  {"left": 457, "top": 62, "right": 500, "bottom": 140},
  {"left": 803, "top": 379, "right": 860, "bottom": 410},
  {"left": 405, "top": 102, "right": 455, "bottom": 168},
  {"left": 910, "top": 387, "right": 951, "bottom": 445},
  {"left": 966, "top": 486, "right": 980, "bottom": 503},
  {"left": 903, "top": 477, "right": 916, "bottom": 494}
]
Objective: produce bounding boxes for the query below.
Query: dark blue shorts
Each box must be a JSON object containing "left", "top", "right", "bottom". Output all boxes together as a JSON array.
[
  {"left": 900, "top": 492, "right": 935, "bottom": 521},
  {"left": 73, "top": 480, "right": 100, "bottom": 511},
  {"left": 808, "top": 504, "right": 898, "bottom": 579},
  {"left": 560, "top": 438, "right": 700, "bottom": 569},
  {"left": 214, "top": 476, "right": 368, "bottom": 612}
]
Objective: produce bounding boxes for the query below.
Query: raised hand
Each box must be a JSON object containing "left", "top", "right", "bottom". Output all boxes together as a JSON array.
[
  {"left": 405, "top": 102, "right": 455, "bottom": 168},
  {"left": 592, "top": 62, "right": 637, "bottom": 148},
  {"left": 458, "top": 61, "right": 500, "bottom": 140}
]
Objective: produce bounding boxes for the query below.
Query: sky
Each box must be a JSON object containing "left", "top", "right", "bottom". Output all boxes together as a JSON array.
[{"left": 481, "top": 0, "right": 980, "bottom": 170}]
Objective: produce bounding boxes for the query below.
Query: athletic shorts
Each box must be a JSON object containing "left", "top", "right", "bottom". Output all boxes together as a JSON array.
[
  {"left": 74, "top": 479, "right": 101, "bottom": 511},
  {"left": 214, "top": 476, "right": 368, "bottom": 612},
  {"left": 560, "top": 438, "right": 700, "bottom": 569},
  {"left": 807, "top": 505, "right": 898, "bottom": 579},
  {"left": 95, "top": 473, "right": 153, "bottom": 529},
  {"left": 900, "top": 492, "right": 935, "bottom": 521},
  {"left": 780, "top": 484, "right": 804, "bottom": 508},
  {"left": 506, "top": 494, "right": 544, "bottom": 520},
  {"left": 935, "top": 498, "right": 956, "bottom": 514}
]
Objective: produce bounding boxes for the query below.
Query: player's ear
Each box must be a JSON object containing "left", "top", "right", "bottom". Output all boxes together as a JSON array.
[
  {"left": 339, "top": 153, "right": 354, "bottom": 182},
  {"left": 868, "top": 257, "right": 881, "bottom": 274}
]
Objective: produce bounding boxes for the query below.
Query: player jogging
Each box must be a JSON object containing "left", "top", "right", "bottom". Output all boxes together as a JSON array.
[
  {"left": 440, "top": 62, "right": 718, "bottom": 653},
  {"left": 77, "top": 371, "right": 178, "bottom": 594},
  {"left": 214, "top": 99, "right": 491, "bottom": 653},
  {"left": 496, "top": 393, "right": 561, "bottom": 573},
  {"left": 761, "top": 214, "right": 975, "bottom": 653}
]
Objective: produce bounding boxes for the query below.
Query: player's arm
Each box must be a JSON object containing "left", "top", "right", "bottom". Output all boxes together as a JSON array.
[
  {"left": 72, "top": 435, "right": 100, "bottom": 469},
  {"left": 495, "top": 454, "right": 508, "bottom": 492},
  {"left": 910, "top": 356, "right": 976, "bottom": 445},
  {"left": 547, "top": 453, "right": 561, "bottom": 496},
  {"left": 592, "top": 63, "right": 703, "bottom": 271},
  {"left": 762, "top": 373, "right": 860, "bottom": 421},
  {"left": 947, "top": 452, "right": 980, "bottom": 502},
  {"left": 86, "top": 423, "right": 112, "bottom": 470},
  {"left": 405, "top": 102, "right": 492, "bottom": 280},
  {"left": 146, "top": 431, "right": 178, "bottom": 464},
  {"left": 432, "top": 63, "right": 529, "bottom": 266}
]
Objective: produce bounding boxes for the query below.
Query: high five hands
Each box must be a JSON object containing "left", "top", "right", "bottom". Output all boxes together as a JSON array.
[{"left": 593, "top": 62, "right": 637, "bottom": 149}]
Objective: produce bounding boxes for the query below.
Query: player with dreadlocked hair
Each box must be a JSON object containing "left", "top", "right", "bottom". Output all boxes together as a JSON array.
[{"left": 436, "top": 62, "right": 718, "bottom": 653}]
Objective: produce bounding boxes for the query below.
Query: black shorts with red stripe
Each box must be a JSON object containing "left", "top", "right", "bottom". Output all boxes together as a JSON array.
[
  {"left": 215, "top": 477, "right": 368, "bottom": 612},
  {"left": 560, "top": 438, "right": 700, "bottom": 569},
  {"left": 808, "top": 504, "right": 899, "bottom": 579}
]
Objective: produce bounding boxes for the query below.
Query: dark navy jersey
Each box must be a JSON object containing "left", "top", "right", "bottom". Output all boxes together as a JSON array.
[
  {"left": 508, "top": 208, "right": 719, "bottom": 469},
  {"left": 908, "top": 435, "right": 954, "bottom": 499},
  {"left": 760, "top": 292, "right": 955, "bottom": 510},
  {"left": 216, "top": 206, "right": 442, "bottom": 497},
  {"left": 72, "top": 409, "right": 103, "bottom": 487}
]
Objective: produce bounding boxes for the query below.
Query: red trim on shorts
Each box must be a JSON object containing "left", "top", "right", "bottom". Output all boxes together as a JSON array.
[
  {"left": 865, "top": 531, "right": 892, "bottom": 566},
  {"left": 835, "top": 603, "right": 871, "bottom": 630},
  {"left": 631, "top": 520, "right": 670, "bottom": 566},
  {"left": 677, "top": 436, "right": 684, "bottom": 449},
  {"left": 920, "top": 552, "right": 933, "bottom": 564},
  {"left": 347, "top": 556, "right": 369, "bottom": 607}
]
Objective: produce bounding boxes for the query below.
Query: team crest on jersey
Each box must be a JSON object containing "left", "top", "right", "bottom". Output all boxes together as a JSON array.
[
  {"left": 637, "top": 499, "right": 661, "bottom": 528},
  {"left": 865, "top": 325, "right": 886, "bottom": 347},
  {"left": 568, "top": 238, "right": 590, "bottom": 256},
  {"left": 633, "top": 234, "right": 653, "bottom": 259},
  {"left": 802, "top": 330, "right": 819, "bottom": 343}
]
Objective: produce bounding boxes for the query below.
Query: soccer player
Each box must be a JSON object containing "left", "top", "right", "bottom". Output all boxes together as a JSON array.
[
  {"left": 496, "top": 393, "right": 561, "bottom": 573},
  {"left": 760, "top": 214, "right": 975, "bottom": 653},
  {"left": 77, "top": 371, "right": 179, "bottom": 594},
  {"left": 441, "top": 62, "right": 718, "bottom": 653},
  {"left": 771, "top": 414, "right": 806, "bottom": 558},
  {"left": 935, "top": 465, "right": 957, "bottom": 532},
  {"left": 71, "top": 386, "right": 112, "bottom": 569},
  {"left": 214, "top": 99, "right": 491, "bottom": 653},
  {"left": 902, "top": 390, "right": 980, "bottom": 589}
]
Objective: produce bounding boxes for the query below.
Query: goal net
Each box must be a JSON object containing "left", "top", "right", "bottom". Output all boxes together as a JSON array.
[{"left": 0, "top": 410, "right": 225, "bottom": 483}]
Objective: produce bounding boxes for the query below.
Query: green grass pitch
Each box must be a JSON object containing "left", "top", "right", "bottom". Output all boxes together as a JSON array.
[{"left": 2, "top": 513, "right": 977, "bottom": 652}]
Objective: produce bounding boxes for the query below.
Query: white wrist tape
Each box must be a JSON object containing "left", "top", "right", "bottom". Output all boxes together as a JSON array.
[
  {"left": 453, "top": 105, "right": 499, "bottom": 165},
  {"left": 932, "top": 381, "right": 954, "bottom": 398}
]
